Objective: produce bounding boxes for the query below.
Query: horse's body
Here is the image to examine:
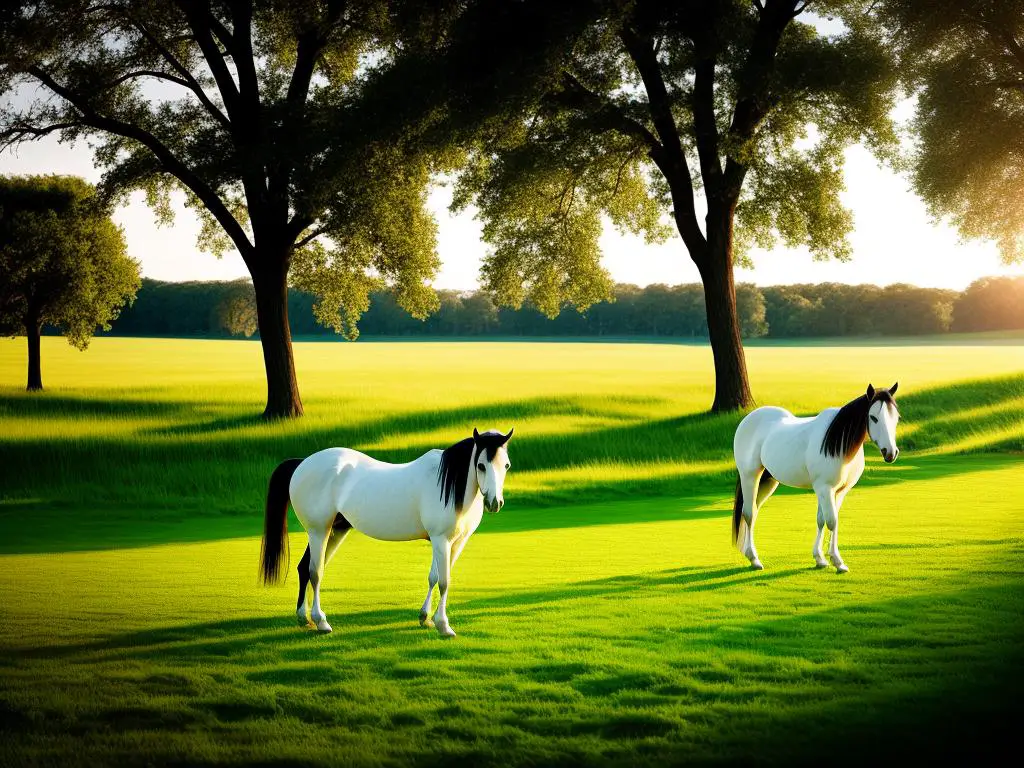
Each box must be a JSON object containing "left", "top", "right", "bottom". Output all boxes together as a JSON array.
[
  {"left": 260, "top": 429, "right": 513, "bottom": 637},
  {"left": 732, "top": 384, "right": 900, "bottom": 573}
]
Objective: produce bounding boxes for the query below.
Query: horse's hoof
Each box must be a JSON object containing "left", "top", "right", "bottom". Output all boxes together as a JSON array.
[
  {"left": 419, "top": 612, "right": 434, "bottom": 629},
  {"left": 814, "top": 560, "right": 829, "bottom": 569},
  {"left": 750, "top": 559, "right": 764, "bottom": 571},
  {"left": 315, "top": 619, "right": 333, "bottom": 633},
  {"left": 297, "top": 613, "right": 310, "bottom": 627},
  {"left": 835, "top": 564, "right": 849, "bottom": 574},
  {"left": 436, "top": 622, "right": 456, "bottom": 638}
]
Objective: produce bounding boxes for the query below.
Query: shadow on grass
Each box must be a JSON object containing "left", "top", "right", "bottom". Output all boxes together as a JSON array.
[
  {"left": 0, "top": 389, "right": 193, "bottom": 419},
  {"left": 1, "top": 570, "right": 1021, "bottom": 765},
  {"left": 0, "top": 374, "right": 1021, "bottom": 554}
]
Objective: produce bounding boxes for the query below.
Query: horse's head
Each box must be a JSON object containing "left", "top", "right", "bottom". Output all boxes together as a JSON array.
[
  {"left": 473, "top": 427, "right": 513, "bottom": 513},
  {"left": 866, "top": 382, "right": 900, "bottom": 463}
]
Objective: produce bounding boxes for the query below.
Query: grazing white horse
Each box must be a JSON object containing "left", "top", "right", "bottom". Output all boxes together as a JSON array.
[
  {"left": 260, "top": 428, "right": 513, "bottom": 637},
  {"left": 732, "top": 383, "right": 900, "bottom": 573}
]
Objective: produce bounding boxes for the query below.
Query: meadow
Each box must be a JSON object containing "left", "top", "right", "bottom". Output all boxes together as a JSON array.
[{"left": 1, "top": 336, "right": 1022, "bottom": 766}]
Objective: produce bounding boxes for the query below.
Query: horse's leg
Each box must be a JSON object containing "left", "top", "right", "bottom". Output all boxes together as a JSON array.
[
  {"left": 420, "top": 532, "right": 467, "bottom": 628},
  {"left": 816, "top": 484, "right": 848, "bottom": 574},
  {"left": 450, "top": 532, "right": 471, "bottom": 570},
  {"left": 812, "top": 501, "right": 828, "bottom": 569},
  {"left": 296, "top": 545, "right": 312, "bottom": 625},
  {"left": 830, "top": 485, "right": 853, "bottom": 573},
  {"left": 307, "top": 528, "right": 333, "bottom": 632},
  {"left": 324, "top": 514, "right": 352, "bottom": 567},
  {"left": 739, "top": 469, "right": 764, "bottom": 570},
  {"left": 430, "top": 537, "right": 455, "bottom": 638},
  {"left": 419, "top": 552, "right": 438, "bottom": 628}
]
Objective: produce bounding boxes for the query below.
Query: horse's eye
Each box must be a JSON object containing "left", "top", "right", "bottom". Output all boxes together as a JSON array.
[
  {"left": 477, "top": 463, "right": 486, "bottom": 471},
  {"left": 870, "top": 415, "right": 878, "bottom": 423},
  {"left": 505, "top": 463, "right": 510, "bottom": 470}
]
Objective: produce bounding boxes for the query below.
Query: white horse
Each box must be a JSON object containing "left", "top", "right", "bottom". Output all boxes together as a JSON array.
[
  {"left": 260, "top": 428, "right": 513, "bottom": 637},
  {"left": 732, "top": 383, "right": 900, "bottom": 573}
]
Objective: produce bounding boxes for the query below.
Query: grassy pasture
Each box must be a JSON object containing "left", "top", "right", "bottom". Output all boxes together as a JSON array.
[{"left": 0, "top": 336, "right": 1022, "bottom": 766}]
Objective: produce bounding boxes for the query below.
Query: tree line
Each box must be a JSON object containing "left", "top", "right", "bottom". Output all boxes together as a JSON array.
[
  {"left": 101, "top": 276, "right": 1024, "bottom": 340},
  {"left": 3, "top": 1, "right": 1022, "bottom": 416}
]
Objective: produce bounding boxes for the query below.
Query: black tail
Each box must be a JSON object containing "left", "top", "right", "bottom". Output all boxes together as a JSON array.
[
  {"left": 732, "top": 475, "right": 744, "bottom": 546},
  {"left": 260, "top": 458, "right": 303, "bottom": 585}
]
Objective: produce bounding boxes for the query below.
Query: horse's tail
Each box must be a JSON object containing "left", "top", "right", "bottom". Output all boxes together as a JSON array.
[
  {"left": 732, "top": 474, "right": 744, "bottom": 548},
  {"left": 260, "top": 458, "right": 303, "bottom": 585}
]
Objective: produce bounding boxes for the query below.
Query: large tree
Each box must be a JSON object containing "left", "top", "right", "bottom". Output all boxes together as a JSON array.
[
  {"left": 0, "top": 174, "right": 140, "bottom": 390},
  {"left": 455, "top": 0, "right": 899, "bottom": 410},
  {"left": 879, "top": 0, "right": 1024, "bottom": 264},
  {"left": 0, "top": 0, "right": 462, "bottom": 418}
]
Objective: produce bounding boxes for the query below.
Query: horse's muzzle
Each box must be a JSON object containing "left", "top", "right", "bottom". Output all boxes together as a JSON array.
[
  {"left": 485, "top": 497, "right": 504, "bottom": 514},
  {"left": 882, "top": 447, "right": 899, "bottom": 463}
]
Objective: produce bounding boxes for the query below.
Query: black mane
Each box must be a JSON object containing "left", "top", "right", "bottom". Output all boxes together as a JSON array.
[
  {"left": 821, "top": 388, "right": 897, "bottom": 459},
  {"left": 437, "top": 431, "right": 508, "bottom": 512}
]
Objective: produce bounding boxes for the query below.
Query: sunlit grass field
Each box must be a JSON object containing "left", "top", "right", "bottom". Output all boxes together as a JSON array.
[{"left": 1, "top": 337, "right": 1022, "bottom": 766}]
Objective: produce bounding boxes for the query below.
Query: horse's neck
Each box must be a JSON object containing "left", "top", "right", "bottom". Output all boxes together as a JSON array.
[{"left": 461, "top": 453, "right": 480, "bottom": 510}]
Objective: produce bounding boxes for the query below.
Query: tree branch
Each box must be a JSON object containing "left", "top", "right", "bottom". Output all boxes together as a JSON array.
[
  {"left": 269, "top": 2, "right": 350, "bottom": 218},
  {"left": 175, "top": 2, "right": 242, "bottom": 122},
  {"left": 294, "top": 225, "right": 326, "bottom": 249},
  {"left": 0, "top": 121, "right": 81, "bottom": 151},
  {"left": 553, "top": 73, "right": 661, "bottom": 151},
  {"left": 619, "top": 27, "right": 707, "bottom": 260},
  {"left": 26, "top": 66, "right": 254, "bottom": 261},
  {"left": 102, "top": 69, "right": 192, "bottom": 91},
  {"left": 692, "top": 56, "right": 724, "bottom": 190},
  {"left": 227, "top": 1, "right": 260, "bottom": 106},
  {"left": 90, "top": 4, "right": 232, "bottom": 132},
  {"left": 722, "top": 0, "right": 797, "bottom": 199}
]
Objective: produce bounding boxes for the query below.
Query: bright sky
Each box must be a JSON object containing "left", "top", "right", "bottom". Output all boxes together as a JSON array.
[{"left": 1, "top": 133, "right": 1022, "bottom": 291}]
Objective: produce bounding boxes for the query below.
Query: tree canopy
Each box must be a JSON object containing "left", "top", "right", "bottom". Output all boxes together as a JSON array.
[
  {"left": 453, "top": 0, "right": 901, "bottom": 410},
  {"left": 0, "top": 0, "right": 607, "bottom": 416},
  {"left": 0, "top": 174, "right": 140, "bottom": 389},
  {"left": 880, "top": 0, "right": 1024, "bottom": 264},
  {"left": 0, "top": 1, "right": 453, "bottom": 415}
]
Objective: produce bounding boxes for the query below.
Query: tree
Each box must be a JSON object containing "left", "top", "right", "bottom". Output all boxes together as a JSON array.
[
  {"left": 455, "top": 0, "right": 899, "bottom": 410},
  {"left": 879, "top": 0, "right": 1024, "bottom": 264},
  {"left": 736, "top": 283, "right": 769, "bottom": 339},
  {"left": 0, "top": 0, "right": 473, "bottom": 418},
  {"left": 0, "top": 174, "right": 139, "bottom": 389},
  {"left": 952, "top": 277, "right": 1024, "bottom": 333},
  {"left": 215, "top": 278, "right": 257, "bottom": 337}
]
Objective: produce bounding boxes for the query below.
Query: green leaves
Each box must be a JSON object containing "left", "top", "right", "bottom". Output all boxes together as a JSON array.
[
  {"left": 290, "top": 149, "right": 440, "bottom": 338},
  {"left": 879, "top": 0, "right": 1024, "bottom": 264},
  {"left": 453, "top": 0, "right": 901, "bottom": 315},
  {"left": 0, "top": 174, "right": 140, "bottom": 348}
]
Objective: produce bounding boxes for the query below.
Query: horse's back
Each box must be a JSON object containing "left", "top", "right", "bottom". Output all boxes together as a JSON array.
[
  {"left": 734, "top": 406, "right": 793, "bottom": 470},
  {"left": 290, "top": 447, "right": 439, "bottom": 541},
  {"left": 736, "top": 406, "right": 827, "bottom": 488}
]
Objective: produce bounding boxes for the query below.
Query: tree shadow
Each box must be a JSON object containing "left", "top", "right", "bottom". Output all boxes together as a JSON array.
[
  {"left": 0, "top": 389, "right": 192, "bottom": 419},
  {"left": 1, "top": 374, "right": 1022, "bottom": 554},
  {"left": 2, "top": 569, "right": 1021, "bottom": 765},
  {"left": 2, "top": 563, "right": 801, "bottom": 665}
]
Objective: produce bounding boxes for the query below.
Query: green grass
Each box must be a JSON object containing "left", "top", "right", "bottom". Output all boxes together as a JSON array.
[{"left": 0, "top": 336, "right": 1022, "bottom": 766}]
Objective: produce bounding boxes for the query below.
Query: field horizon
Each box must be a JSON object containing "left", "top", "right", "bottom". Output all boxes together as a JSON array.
[{"left": 1, "top": 336, "right": 1022, "bottom": 766}]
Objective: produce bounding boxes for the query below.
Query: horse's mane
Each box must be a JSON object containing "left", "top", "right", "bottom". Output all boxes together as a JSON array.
[
  {"left": 437, "top": 431, "right": 508, "bottom": 512},
  {"left": 821, "top": 389, "right": 897, "bottom": 460}
]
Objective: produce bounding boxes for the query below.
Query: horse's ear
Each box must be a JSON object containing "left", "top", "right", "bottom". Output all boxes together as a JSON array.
[
  {"left": 889, "top": 382, "right": 898, "bottom": 395},
  {"left": 866, "top": 383, "right": 875, "bottom": 399},
  {"left": 501, "top": 428, "right": 514, "bottom": 445},
  {"left": 473, "top": 427, "right": 480, "bottom": 443}
]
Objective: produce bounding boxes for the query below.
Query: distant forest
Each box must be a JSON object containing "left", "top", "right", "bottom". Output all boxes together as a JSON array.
[{"left": 95, "top": 276, "right": 1024, "bottom": 340}]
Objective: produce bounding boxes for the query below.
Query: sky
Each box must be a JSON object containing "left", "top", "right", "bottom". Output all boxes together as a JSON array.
[{"left": 1, "top": 129, "right": 1022, "bottom": 292}]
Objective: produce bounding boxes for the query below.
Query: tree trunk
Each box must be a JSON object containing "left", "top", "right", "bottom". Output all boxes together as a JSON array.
[
  {"left": 252, "top": 262, "right": 303, "bottom": 419},
  {"left": 26, "top": 317, "right": 42, "bottom": 392},
  {"left": 697, "top": 208, "right": 754, "bottom": 412}
]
